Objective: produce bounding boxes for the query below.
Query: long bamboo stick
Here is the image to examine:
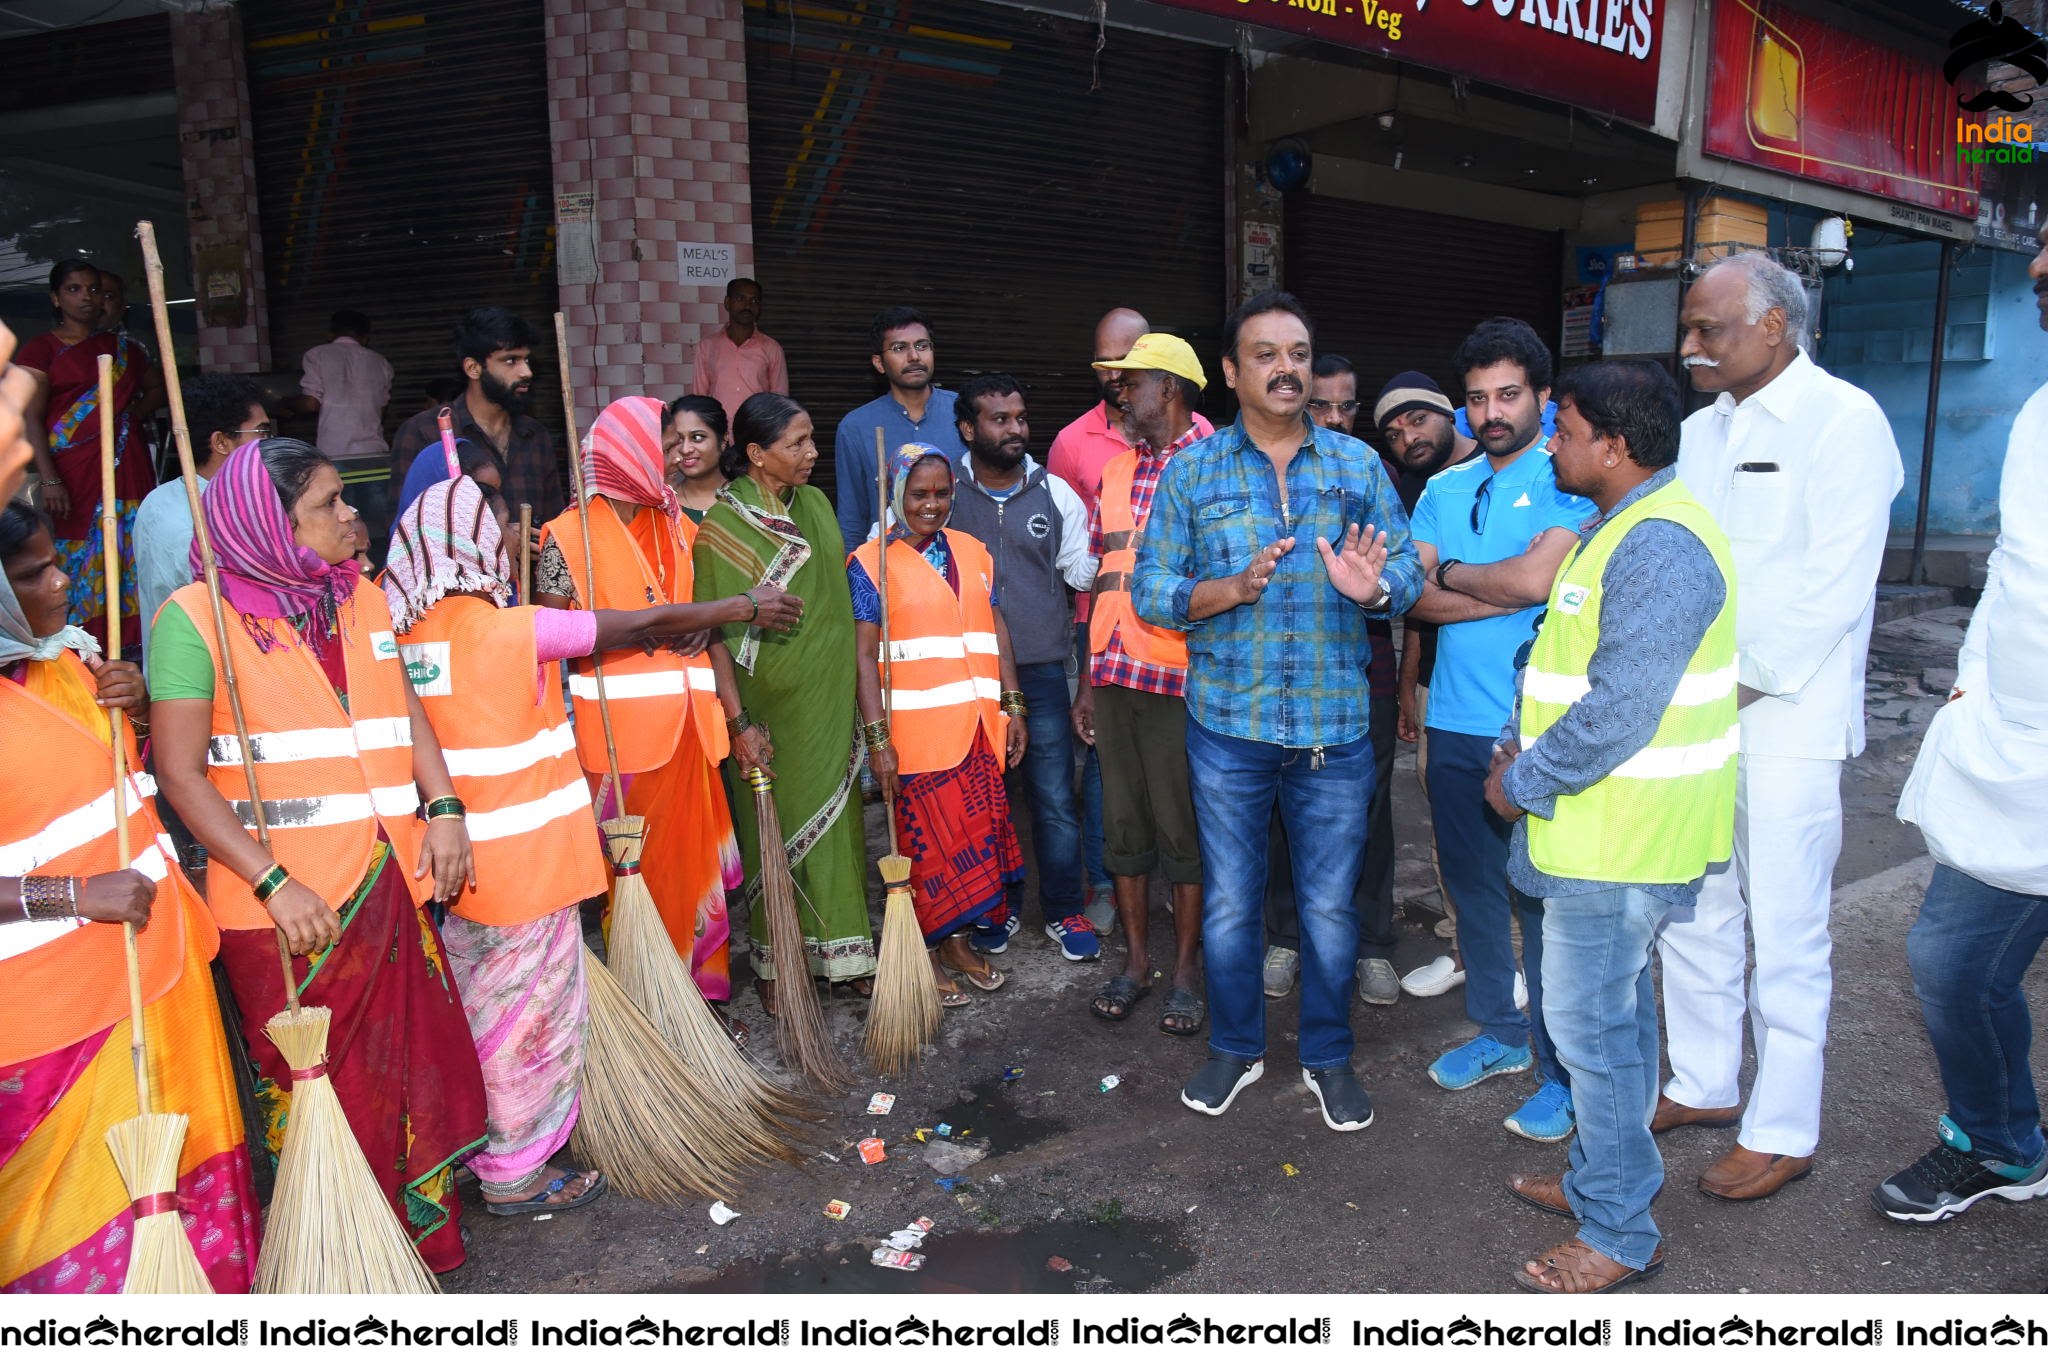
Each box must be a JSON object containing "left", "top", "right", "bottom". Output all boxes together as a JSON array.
[
  {"left": 135, "top": 222, "right": 299, "bottom": 1008},
  {"left": 552, "top": 314, "right": 625, "bottom": 811}
]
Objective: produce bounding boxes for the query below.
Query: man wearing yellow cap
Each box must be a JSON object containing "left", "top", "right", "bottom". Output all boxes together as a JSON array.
[{"left": 1072, "top": 334, "right": 1209, "bottom": 1034}]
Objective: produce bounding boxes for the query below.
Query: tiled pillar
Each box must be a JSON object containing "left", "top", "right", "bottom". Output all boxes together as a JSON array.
[
  {"left": 546, "top": 0, "right": 757, "bottom": 420},
  {"left": 168, "top": 2, "right": 269, "bottom": 372}
]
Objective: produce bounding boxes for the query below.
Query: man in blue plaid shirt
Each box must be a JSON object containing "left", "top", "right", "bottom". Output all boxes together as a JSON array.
[{"left": 1133, "top": 291, "right": 1422, "bottom": 1130}]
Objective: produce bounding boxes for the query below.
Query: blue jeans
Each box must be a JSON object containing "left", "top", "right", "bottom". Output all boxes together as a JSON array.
[
  {"left": 1187, "top": 716, "right": 1371, "bottom": 1071},
  {"left": 1543, "top": 886, "right": 1672, "bottom": 1272},
  {"left": 1428, "top": 728, "right": 1560, "bottom": 1083},
  {"left": 1076, "top": 624, "right": 1107, "bottom": 889},
  {"left": 1907, "top": 862, "right": 2048, "bottom": 1168},
  {"left": 1013, "top": 661, "right": 1085, "bottom": 921}
]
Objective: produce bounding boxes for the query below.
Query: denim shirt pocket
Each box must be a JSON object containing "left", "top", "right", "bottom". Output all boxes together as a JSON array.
[{"left": 1196, "top": 496, "right": 1256, "bottom": 573}]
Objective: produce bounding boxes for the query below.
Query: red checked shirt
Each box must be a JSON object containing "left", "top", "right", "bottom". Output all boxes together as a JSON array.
[{"left": 1086, "top": 424, "right": 1202, "bottom": 698}]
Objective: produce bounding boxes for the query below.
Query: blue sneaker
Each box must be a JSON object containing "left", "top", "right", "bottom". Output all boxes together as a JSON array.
[
  {"left": 1428, "top": 1035, "right": 1532, "bottom": 1091},
  {"left": 1044, "top": 914, "right": 1102, "bottom": 962},
  {"left": 970, "top": 917, "right": 1015, "bottom": 956},
  {"left": 1504, "top": 1079, "right": 1576, "bottom": 1142}
]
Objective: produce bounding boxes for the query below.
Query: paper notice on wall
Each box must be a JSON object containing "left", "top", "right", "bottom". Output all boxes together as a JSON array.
[
  {"left": 556, "top": 192, "right": 597, "bottom": 287},
  {"left": 678, "top": 240, "right": 736, "bottom": 289}
]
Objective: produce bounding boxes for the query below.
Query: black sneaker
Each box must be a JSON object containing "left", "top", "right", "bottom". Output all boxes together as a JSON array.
[
  {"left": 1303, "top": 1066, "right": 1375, "bottom": 1132},
  {"left": 1870, "top": 1116, "right": 2048, "bottom": 1224},
  {"left": 1180, "top": 1055, "right": 1264, "bottom": 1116}
]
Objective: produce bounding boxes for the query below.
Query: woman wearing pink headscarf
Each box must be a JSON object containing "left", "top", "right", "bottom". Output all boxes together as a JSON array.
[{"left": 537, "top": 396, "right": 796, "bottom": 1040}]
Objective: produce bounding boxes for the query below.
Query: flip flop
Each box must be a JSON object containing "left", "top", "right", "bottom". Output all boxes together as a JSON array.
[
  {"left": 1091, "top": 974, "right": 1150, "bottom": 1022},
  {"left": 1159, "top": 986, "right": 1205, "bottom": 1036},
  {"left": 484, "top": 1168, "right": 608, "bottom": 1217},
  {"left": 1511, "top": 1237, "right": 1663, "bottom": 1293},
  {"left": 935, "top": 976, "right": 972, "bottom": 1009}
]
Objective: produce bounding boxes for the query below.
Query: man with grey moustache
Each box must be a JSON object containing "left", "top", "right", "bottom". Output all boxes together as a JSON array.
[{"left": 1659, "top": 252, "right": 1902, "bottom": 1203}]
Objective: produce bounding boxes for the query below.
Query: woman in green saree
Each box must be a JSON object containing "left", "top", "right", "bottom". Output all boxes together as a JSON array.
[{"left": 693, "top": 392, "right": 875, "bottom": 1012}]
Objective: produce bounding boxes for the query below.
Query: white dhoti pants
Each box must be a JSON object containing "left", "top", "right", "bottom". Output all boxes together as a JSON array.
[{"left": 1657, "top": 753, "right": 1843, "bottom": 1158}]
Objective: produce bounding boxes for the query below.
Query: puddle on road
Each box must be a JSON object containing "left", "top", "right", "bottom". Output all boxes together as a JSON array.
[
  {"left": 681, "top": 1218, "right": 1194, "bottom": 1294},
  {"left": 927, "top": 1079, "right": 1071, "bottom": 1152}
]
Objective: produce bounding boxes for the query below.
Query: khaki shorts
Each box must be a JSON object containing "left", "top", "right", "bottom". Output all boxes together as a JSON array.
[{"left": 1094, "top": 683, "right": 1202, "bottom": 886}]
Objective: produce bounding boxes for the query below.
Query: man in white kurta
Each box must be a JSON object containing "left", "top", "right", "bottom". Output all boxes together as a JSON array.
[
  {"left": 1877, "top": 241, "right": 2048, "bottom": 1223},
  {"left": 1659, "top": 253, "right": 1903, "bottom": 1201}
]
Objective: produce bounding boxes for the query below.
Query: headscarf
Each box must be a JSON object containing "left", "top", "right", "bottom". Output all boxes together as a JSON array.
[
  {"left": 0, "top": 532, "right": 98, "bottom": 670},
  {"left": 189, "top": 440, "right": 361, "bottom": 653},
  {"left": 384, "top": 474, "right": 514, "bottom": 634},
  {"left": 583, "top": 395, "right": 680, "bottom": 530},
  {"left": 887, "top": 441, "right": 954, "bottom": 541}
]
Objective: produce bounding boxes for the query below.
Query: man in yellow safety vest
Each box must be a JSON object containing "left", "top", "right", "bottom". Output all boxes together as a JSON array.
[{"left": 1482, "top": 360, "right": 1737, "bottom": 1293}]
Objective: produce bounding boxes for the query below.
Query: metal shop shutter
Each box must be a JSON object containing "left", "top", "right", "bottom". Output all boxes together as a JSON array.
[
  {"left": 1285, "top": 195, "right": 1564, "bottom": 420},
  {"left": 243, "top": 0, "right": 562, "bottom": 485},
  {"left": 744, "top": 0, "right": 1227, "bottom": 499}
]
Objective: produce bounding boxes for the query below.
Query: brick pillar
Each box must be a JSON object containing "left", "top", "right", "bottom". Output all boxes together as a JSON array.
[
  {"left": 168, "top": 2, "right": 269, "bottom": 372},
  {"left": 546, "top": 0, "right": 757, "bottom": 422}
]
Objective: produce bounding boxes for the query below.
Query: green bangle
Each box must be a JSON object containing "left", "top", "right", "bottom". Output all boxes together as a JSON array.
[
  {"left": 253, "top": 863, "right": 290, "bottom": 903},
  {"left": 726, "top": 709, "right": 754, "bottom": 739},
  {"left": 425, "top": 795, "right": 466, "bottom": 820},
  {"left": 743, "top": 588, "right": 760, "bottom": 622}
]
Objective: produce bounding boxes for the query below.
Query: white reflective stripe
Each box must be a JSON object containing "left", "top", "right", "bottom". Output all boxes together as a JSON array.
[
  {"left": 888, "top": 677, "right": 1004, "bottom": 711},
  {"left": 1523, "top": 663, "right": 1737, "bottom": 710},
  {"left": 1608, "top": 725, "right": 1741, "bottom": 781},
  {"left": 0, "top": 774, "right": 163, "bottom": 878},
  {"left": 567, "top": 670, "right": 689, "bottom": 700},
  {"left": 0, "top": 835, "right": 174, "bottom": 962},
  {"left": 1669, "top": 663, "right": 1738, "bottom": 707},
  {"left": 1520, "top": 669, "right": 1589, "bottom": 706},
  {"left": 687, "top": 666, "right": 717, "bottom": 694},
  {"left": 442, "top": 723, "right": 576, "bottom": 779},
  {"left": 886, "top": 633, "right": 999, "bottom": 664},
  {"left": 207, "top": 717, "right": 411, "bottom": 767},
  {"left": 463, "top": 778, "right": 593, "bottom": 842},
  {"left": 231, "top": 782, "right": 420, "bottom": 830}
]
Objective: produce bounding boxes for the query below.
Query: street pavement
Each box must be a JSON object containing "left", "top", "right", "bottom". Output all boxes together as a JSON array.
[{"left": 448, "top": 604, "right": 2046, "bottom": 1295}]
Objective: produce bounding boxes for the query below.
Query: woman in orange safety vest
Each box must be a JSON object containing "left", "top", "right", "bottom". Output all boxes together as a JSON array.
[{"left": 852, "top": 443, "right": 1027, "bottom": 1007}]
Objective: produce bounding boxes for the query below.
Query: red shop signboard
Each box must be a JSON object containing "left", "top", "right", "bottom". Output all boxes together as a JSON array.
[
  {"left": 1154, "top": 0, "right": 1664, "bottom": 125},
  {"left": 1702, "top": 0, "right": 1980, "bottom": 216}
]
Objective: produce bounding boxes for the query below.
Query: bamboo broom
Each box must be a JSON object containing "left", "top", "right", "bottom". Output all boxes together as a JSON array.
[
  {"left": 517, "top": 503, "right": 533, "bottom": 602},
  {"left": 864, "top": 430, "right": 942, "bottom": 1075},
  {"left": 746, "top": 766, "right": 856, "bottom": 1091},
  {"left": 137, "top": 222, "right": 437, "bottom": 1294},
  {"left": 548, "top": 314, "right": 782, "bottom": 1190},
  {"left": 93, "top": 355, "right": 212, "bottom": 1295}
]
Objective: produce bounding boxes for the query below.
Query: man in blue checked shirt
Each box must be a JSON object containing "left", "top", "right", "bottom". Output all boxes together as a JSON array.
[{"left": 1132, "top": 290, "right": 1422, "bottom": 1131}]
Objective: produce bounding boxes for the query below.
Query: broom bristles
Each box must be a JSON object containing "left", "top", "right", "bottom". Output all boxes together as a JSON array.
[
  {"left": 863, "top": 854, "right": 943, "bottom": 1076},
  {"left": 253, "top": 1006, "right": 439, "bottom": 1294},
  {"left": 749, "top": 780, "right": 856, "bottom": 1093},
  {"left": 601, "top": 816, "right": 815, "bottom": 1162},
  {"left": 105, "top": 1113, "right": 213, "bottom": 1294},
  {"left": 574, "top": 947, "right": 771, "bottom": 1202}
]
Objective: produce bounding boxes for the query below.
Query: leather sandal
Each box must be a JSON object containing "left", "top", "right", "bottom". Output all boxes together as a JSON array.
[
  {"left": 1512, "top": 1237, "right": 1663, "bottom": 1293},
  {"left": 1504, "top": 1172, "right": 1574, "bottom": 1218}
]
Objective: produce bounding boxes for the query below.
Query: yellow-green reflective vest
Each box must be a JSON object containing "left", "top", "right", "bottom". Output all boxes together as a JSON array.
[{"left": 1519, "top": 477, "right": 1738, "bottom": 884}]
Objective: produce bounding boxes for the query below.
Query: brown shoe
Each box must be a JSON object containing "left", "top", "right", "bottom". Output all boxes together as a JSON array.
[
  {"left": 1651, "top": 1094, "right": 1743, "bottom": 1135},
  {"left": 1698, "top": 1143, "right": 1813, "bottom": 1201},
  {"left": 1505, "top": 1172, "right": 1573, "bottom": 1218}
]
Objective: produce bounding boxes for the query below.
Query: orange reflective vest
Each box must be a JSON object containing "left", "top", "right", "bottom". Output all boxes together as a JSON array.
[
  {"left": 851, "top": 532, "right": 1006, "bottom": 777},
  {"left": 398, "top": 597, "right": 607, "bottom": 926},
  {"left": 0, "top": 653, "right": 208, "bottom": 1067},
  {"left": 166, "top": 577, "right": 429, "bottom": 931},
  {"left": 543, "top": 500, "right": 728, "bottom": 775},
  {"left": 1089, "top": 448, "right": 1188, "bottom": 670}
]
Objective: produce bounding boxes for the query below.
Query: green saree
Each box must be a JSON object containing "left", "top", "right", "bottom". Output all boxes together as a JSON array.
[{"left": 693, "top": 475, "right": 876, "bottom": 982}]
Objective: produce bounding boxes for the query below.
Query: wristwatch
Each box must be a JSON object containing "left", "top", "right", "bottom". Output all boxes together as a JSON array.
[
  {"left": 1434, "top": 558, "right": 1462, "bottom": 591},
  {"left": 1363, "top": 576, "right": 1391, "bottom": 612}
]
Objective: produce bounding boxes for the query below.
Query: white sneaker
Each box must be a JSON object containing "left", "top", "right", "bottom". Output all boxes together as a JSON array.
[
  {"left": 1401, "top": 955, "right": 1465, "bottom": 998},
  {"left": 1513, "top": 971, "right": 1529, "bottom": 1012},
  {"left": 1262, "top": 946, "right": 1300, "bottom": 999},
  {"left": 1083, "top": 884, "right": 1117, "bottom": 934}
]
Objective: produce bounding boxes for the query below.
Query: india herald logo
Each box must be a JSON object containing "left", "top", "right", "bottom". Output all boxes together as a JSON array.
[{"left": 1945, "top": 2, "right": 2047, "bottom": 112}]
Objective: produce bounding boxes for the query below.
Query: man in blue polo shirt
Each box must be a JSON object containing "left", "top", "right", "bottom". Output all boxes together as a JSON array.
[
  {"left": 834, "top": 305, "right": 966, "bottom": 550},
  {"left": 1407, "top": 318, "right": 1595, "bottom": 1144}
]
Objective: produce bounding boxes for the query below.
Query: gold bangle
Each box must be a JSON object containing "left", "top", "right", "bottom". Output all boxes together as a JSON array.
[{"left": 428, "top": 811, "right": 467, "bottom": 823}]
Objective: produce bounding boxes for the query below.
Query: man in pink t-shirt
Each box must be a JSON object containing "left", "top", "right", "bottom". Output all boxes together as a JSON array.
[{"left": 691, "top": 277, "right": 788, "bottom": 422}]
